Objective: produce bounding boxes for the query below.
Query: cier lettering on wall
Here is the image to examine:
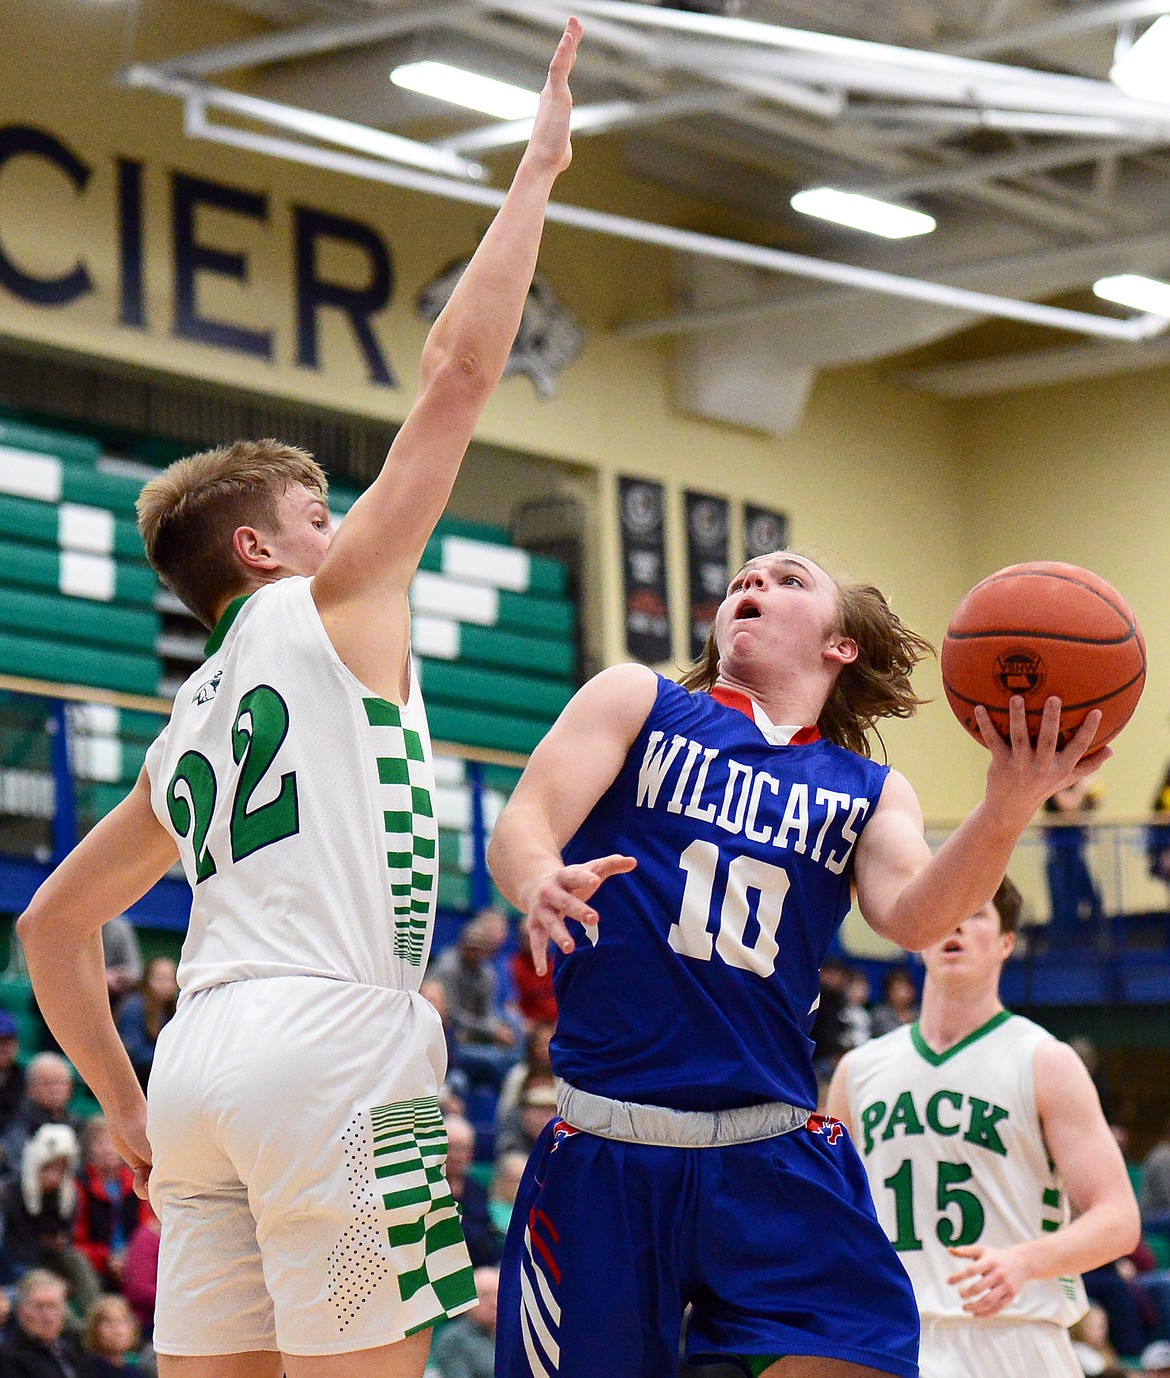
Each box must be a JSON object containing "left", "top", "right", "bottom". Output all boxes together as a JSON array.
[{"left": 0, "top": 122, "right": 396, "bottom": 386}]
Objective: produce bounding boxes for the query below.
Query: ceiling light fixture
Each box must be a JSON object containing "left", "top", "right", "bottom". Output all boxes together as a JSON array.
[
  {"left": 790, "top": 188, "right": 936, "bottom": 239},
  {"left": 391, "top": 61, "right": 540, "bottom": 121},
  {"left": 1093, "top": 273, "right": 1170, "bottom": 316},
  {"left": 1109, "top": 15, "right": 1170, "bottom": 103}
]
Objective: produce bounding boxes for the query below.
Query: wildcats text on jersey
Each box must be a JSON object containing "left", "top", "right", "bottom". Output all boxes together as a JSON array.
[{"left": 635, "top": 729, "right": 869, "bottom": 874}]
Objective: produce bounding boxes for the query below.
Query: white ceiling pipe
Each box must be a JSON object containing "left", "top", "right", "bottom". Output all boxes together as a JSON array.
[
  {"left": 657, "top": 41, "right": 1170, "bottom": 126},
  {"left": 437, "top": 90, "right": 745, "bottom": 154},
  {"left": 483, "top": 0, "right": 1170, "bottom": 127},
  {"left": 152, "top": 1, "right": 475, "bottom": 78},
  {"left": 127, "top": 67, "right": 488, "bottom": 180},
  {"left": 896, "top": 333, "right": 1170, "bottom": 396},
  {"left": 952, "top": 0, "right": 1170, "bottom": 59},
  {"left": 860, "top": 139, "right": 1139, "bottom": 199},
  {"left": 174, "top": 89, "right": 1167, "bottom": 346},
  {"left": 846, "top": 103, "right": 1170, "bottom": 140},
  {"left": 507, "top": 0, "right": 1158, "bottom": 89},
  {"left": 616, "top": 224, "right": 1170, "bottom": 340}
]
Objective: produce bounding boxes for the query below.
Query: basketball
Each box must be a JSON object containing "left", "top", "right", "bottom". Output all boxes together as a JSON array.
[{"left": 941, "top": 562, "right": 1146, "bottom": 752}]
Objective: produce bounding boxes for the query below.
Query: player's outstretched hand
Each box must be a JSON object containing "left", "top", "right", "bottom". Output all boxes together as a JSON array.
[
  {"left": 976, "top": 695, "right": 1110, "bottom": 827},
  {"left": 520, "top": 17, "right": 582, "bottom": 180},
  {"left": 526, "top": 852, "right": 636, "bottom": 975},
  {"left": 947, "top": 1242, "right": 1034, "bottom": 1316}
]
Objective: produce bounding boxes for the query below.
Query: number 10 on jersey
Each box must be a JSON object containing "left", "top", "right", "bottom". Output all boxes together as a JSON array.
[{"left": 669, "top": 839, "right": 791, "bottom": 978}]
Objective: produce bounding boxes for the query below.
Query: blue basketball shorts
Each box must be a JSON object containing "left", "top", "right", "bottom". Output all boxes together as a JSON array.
[{"left": 496, "top": 1114, "right": 920, "bottom": 1378}]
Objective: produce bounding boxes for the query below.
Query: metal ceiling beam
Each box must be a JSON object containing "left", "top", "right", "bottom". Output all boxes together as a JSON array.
[
  {"left": 150, "top": 1, "right": 473, "bottom": 78},
  {"left": 895, "top": 334, "right": 1170, "bottom": 396},
  {"left": 858, "top": 139, "right": 1137, "bottom": 199},
  {"left": 952, "top": 0, "right": 1170, "bottom": 59},
  {"left": 125, "top": 67, "right": 488, "bottom": 179},
  {"left": 614, "top": 226, "right": 1170, "bottom": 339},
  {"left": 140, "top": 80, "right": 1170, "bottom": 347},
  {"left": 437, "top": 89, "right": 744, "bottom": 154}
]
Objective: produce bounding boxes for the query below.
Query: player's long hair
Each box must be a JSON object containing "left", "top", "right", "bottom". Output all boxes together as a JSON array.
[
  {"left": 137, "top": 439, "right": 328, "bottom": 628},
  {"left": 678, "top": 562, "right": 934, "bottom": 759}
]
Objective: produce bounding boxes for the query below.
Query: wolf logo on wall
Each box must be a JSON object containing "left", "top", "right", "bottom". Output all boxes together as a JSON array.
[{"left": 418, "top": 256, "right": 584, "bottom": 401}]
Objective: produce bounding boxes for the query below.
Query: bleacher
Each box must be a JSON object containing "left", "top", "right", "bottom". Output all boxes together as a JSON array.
[{"left": 0, "top": 413, "right": 581, "bottom": 931}]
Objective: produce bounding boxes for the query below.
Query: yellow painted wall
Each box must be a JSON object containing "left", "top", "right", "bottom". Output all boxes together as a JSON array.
[{"left": 959, "top": 369, "right": 1170, "bottom": 819}]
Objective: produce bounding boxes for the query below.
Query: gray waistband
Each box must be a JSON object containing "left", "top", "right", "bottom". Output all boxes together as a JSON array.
[{"left": 554, "top": 1079, "right": 810, "bottom": 1147}]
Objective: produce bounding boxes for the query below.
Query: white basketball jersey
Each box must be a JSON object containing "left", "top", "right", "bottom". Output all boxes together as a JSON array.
[
  {"left": 845, "top": 1011, "right": 1087, "bottom": 1327},
  {"left": 145, "top": 577, "right": 439, "bottom": 997}
]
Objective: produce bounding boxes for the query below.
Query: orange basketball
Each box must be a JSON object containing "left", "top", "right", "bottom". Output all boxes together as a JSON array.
[{"left": 941, "top": 562, "right": 1146, "bottom": 752}]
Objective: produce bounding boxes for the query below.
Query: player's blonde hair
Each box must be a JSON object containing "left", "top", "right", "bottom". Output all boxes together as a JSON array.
[
  {"left": 137, "top": 439, "right": 328, "bottom": 629},
  {"left": 678, "top": 555, "right": 934, "bottom": 759}
]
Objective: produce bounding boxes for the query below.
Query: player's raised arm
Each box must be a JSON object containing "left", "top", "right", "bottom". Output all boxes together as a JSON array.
[
  {"left": 312, "top": 20, "right": 581, "bottom": 665},
  {"left": 487, "top": 663, "right": 655, "bottom": 973},
  {"left": 946, "top": 1039, "right": 1139, "bottom": 1316},
  {"left": 856, "top": 696, "right": 1107, "bottom": 951}
]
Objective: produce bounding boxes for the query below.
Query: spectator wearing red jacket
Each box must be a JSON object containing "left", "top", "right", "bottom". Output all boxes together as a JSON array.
[
  {"left": 73, "top": 1118, "right": 146, "bottom": 1289},
  {"left": 509, "top": 915, "right": 557, "bottom": 1029}
]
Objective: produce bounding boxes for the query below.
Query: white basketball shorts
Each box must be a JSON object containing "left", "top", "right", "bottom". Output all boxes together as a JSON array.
[
  {"left": 919, "top": 1317, "right": 1082, "bottom": 1378},
  {"left": 147, "top": 975, "right": 476, "bottom": 1357}
]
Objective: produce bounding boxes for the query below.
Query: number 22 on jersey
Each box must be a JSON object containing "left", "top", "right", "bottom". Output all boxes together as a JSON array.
[
  {"left": 669, "top": 839, "right": 791, "bottom": 977},
  {"left": 166, "top": 684, "right": 300, "bottom": 882}
]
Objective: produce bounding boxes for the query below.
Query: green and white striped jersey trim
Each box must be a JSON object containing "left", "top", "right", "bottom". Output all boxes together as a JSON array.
[{"left": 364, "top": 696, "right": 438, "bottom": 968}]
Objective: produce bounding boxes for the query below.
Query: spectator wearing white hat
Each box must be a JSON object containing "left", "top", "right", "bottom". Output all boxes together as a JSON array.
[
  {"left": 0, "top": 1122, "right": 102, "bottom": 1314},
  {"left": 1142, "top": 1340, "right": 1170, "bottom": 1375}
]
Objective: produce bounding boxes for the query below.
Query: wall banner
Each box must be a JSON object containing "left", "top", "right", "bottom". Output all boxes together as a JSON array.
[
  {"left": 619, "top": 476, "right": 671, "bottom": 664},
  {"left": 743, "top": 503, "right": 790, "bottom": 562},
  {"left": 684, "top": 490, "right": 729, "bottom": 660}
]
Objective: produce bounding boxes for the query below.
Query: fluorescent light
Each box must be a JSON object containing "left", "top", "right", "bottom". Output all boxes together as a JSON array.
[
  {"left": 790, "top": 187, "right": 936, "bottom": 239},
  {"left": 1093, "top": 273, "right": 1170, "bottom": 317},
  {"left": 391, "top": 61, "right": 539, "bottom": 121},
  {"left": 1110, "top": 15, "right": 1170, "bottom": 103}
]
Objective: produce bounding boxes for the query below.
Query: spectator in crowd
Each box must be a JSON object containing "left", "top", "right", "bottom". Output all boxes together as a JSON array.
[
  {"left": 0, "top": 1055, "right": 82, "bottom": 1186},
  {"left": 427, "top": 919, "right": 518, "bottom": 1089},
  {"left": 0, "top": 1268, "right": 96, "bottom": 1378},
  {"left": 810, "top": 957, "right": 852, "bottom": 1076},
  {"left": 869, "top": 965, "right": 919, "bottom": 1038},
  {"left": 839, "top": 968, "right": 871, "bottom": 1050},
  {"left": 497, "top": 1020, "right": 554, "bottom": 1121},
  {"left": 495, "top": 1075, "right": 557, "bottom": 1159},
  {"left": 1072, "top": 1035, "right": 1116, "bottom": 1125},
  {"left": 99, "top": 917, "right": 142, "bottom": 1020},
  {"left": 443, "top": 1114, "right": 496, "bottom": 1269},
  {"left": 1084, "top": 1257, "right": 1148, "bottom": 1364},
  {"left": 120, "top": 1205, "right": 160, "bottom": 1336},
  {"left": 1146, "top": 760, "right": 1170, "bottom": 903},
  {"left": 72, "top": 1117, "right": 147, "bottom": 1293},
  {"left": 486, "top": 1151, "right": 528, "bottom": 1258},
  {"left": 114, "top": 956, "right": 178, "bottom": 1091},
  {"left": 1043, "top": 780, "right": 1103, "bottom": 935},
  {"left": 418, "top": 977, "right": 468, "bottom": 1115},
  {"left": 1069, "top": 1301, "right": 1124, "bottom": 1376},
  {"left": 1142, "top": 1340, "right": 1170, "bottom": 1375},
  {"left": 0, "top": 1008, "right": 26, "bottom": 1135},
  {"left": 1139, "top": 1119, "right": 1170, "bottom": 1235},
  {"left": 427, "top": 1265, "right": 498, "bottom": 1378},
  {"left": 509, "top": 915, "right": 557, "bottom": 1030},
  {"left": 81, "top": 1294, "right": 143, "bottom": 1377},
  {"left": 1, "top": 1124, "right": 101, "bottom": 1316}
]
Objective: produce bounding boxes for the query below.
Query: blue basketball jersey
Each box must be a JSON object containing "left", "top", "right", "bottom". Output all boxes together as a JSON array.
[{"left": 553, "top": 675, "right": 890, "bottom": 1112}]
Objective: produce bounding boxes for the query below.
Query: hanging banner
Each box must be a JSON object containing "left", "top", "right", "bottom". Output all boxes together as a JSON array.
[
  {"left": 684, "top": 490, "right": 730, "bottom": 660},
  {"left": 743, "top": 503, "right": 790, "bottom": 562},
  {"left": 619, "top": 476, "right": 671, "bottom": 664}
]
